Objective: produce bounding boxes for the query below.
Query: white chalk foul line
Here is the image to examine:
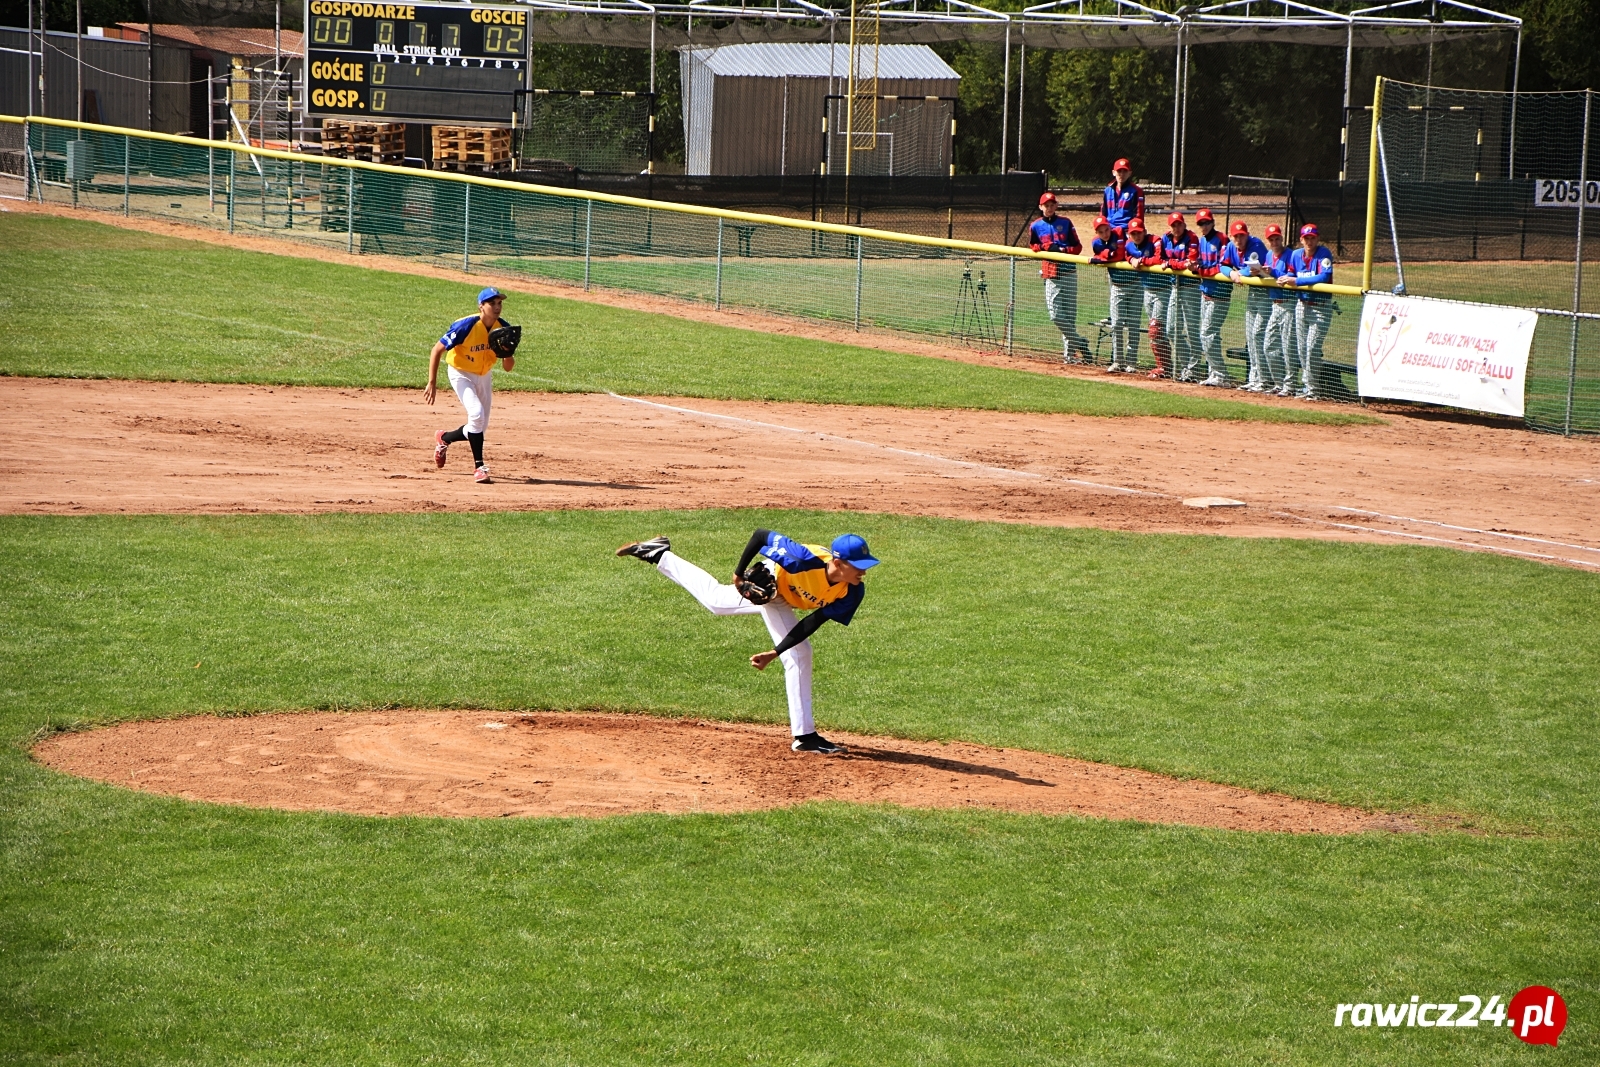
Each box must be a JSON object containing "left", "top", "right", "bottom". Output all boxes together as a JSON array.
[
  {"left": 604, "top": 392, "right": 1158, "bottom": 497},
  {"left": 1273, "top": 512, "right": 1600, "bottom": 569},
  {"left": 1325, "top": 505, "right": 1600, "bottom": 556}
]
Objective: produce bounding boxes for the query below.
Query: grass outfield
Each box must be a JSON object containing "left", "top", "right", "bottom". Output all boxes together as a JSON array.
[
  {"left": 3, "top": 511, "right": 1596, "bottom": 1063},
  {"left": 0, "top": 212, "right": 1375, "bottom": 425}
]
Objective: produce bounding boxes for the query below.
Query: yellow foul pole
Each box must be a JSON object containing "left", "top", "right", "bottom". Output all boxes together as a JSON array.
[{"left": 1362, "top": 76, "right": 1385, "bottom": 292}]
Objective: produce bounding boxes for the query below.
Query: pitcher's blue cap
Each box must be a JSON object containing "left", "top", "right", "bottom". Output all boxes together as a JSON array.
[
  {"left": 478, "top": 287, "right": 506, "bottom": 303},
  {"left": 831, "top": 534, "right": 879, "bottom": 570}
]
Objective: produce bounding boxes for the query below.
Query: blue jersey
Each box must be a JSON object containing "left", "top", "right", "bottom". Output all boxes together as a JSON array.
[
  {"left": 1221, "top": 236, "right": 1272, "bottom": 300},
  {"left": 1195, "top": 230, "right": 1231, "bottom": 298},
  {"left": 1287, "top": 244, "right": 1335, "bottom": 303},
  {"left": 1123, "top": 234, "right": 1167, "bottom": 289},
  {"left": 757, "top": 532, "right": 864, "bottom": 625},
  {"left": 1159, "top": 231, "right": 1199, "bottom": 278},
  {"left": 1261, "top": 244, "right": 1295, "bottom": 302},
  {"left": 1102, "top": 182, "right": 1145, "bottom": 231},
  {"left": 1028, "top": 215, "right": 1080, "bottom": 278}
]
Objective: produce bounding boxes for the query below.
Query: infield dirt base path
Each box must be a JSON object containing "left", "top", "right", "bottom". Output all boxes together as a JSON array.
[
  {"left": 5, "top": 377, "right": 1597, "bottom": 563},
  {"left": 35, "top": 711, "right": 1417, "bottom": 833}
]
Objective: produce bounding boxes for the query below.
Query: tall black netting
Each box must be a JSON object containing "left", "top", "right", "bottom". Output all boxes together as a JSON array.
[{"left": 519, "top": 92, "right": 653, "bottom": 176}]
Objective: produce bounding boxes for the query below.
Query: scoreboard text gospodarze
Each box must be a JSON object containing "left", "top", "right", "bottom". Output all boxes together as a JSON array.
[{"left": 304, "top": 1, "right": 527, "bottom": 126}]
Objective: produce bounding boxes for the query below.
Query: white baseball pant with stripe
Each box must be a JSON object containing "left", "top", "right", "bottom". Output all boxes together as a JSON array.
[{"left": 657, "top": 551, "right": 815, "bottom": 737}]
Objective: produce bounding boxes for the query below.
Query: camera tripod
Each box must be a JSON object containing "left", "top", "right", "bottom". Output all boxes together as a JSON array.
[{"left": 952, "top": 261, "right": 999, "bottom": 348}]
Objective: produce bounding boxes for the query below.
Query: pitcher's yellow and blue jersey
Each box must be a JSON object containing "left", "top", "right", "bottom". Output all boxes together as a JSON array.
[
  {"left": 758, "top": 532, "right": 864, "bottom": 624},
  {"left": 440, "top": 315, "right": 499, "bottom": 375}
]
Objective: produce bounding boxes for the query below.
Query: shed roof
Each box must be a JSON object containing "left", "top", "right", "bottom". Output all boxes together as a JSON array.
[
  {"left": 115, "top": 23, "right": 303, "bottom": 57},
  {"left": 688, "top": 43, "right": 958, "bottom": 81}
]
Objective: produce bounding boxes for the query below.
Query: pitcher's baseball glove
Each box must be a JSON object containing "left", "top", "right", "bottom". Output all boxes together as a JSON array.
[
  {"left": 735, "top": 565, "right": 778, "bottom": 605},
  {"left": 488, "top": 324, "right": 521, "bottom": 359}
]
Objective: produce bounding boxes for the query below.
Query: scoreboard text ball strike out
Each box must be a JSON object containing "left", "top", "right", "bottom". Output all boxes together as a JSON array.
[{"left": 305, "top": 1, "right": 528, "bottom": 126}]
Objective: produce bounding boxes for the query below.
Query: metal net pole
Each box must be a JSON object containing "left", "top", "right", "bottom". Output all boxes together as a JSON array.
[{"left": 1566, "top": 90, "right": 1591, "bottom": 436}]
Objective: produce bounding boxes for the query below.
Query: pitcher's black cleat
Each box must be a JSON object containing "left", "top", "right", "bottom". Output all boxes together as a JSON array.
[
  {"left": 616, "top": 536, "right": 671, "bottom": 564},
  {"left": 791, "top": 732, "right": 843, "bottom": 754}
]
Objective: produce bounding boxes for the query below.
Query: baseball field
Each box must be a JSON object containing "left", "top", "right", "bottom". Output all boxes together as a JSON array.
[{"left": 2, "top": 204, "right": 1597, "bottom": 1064}]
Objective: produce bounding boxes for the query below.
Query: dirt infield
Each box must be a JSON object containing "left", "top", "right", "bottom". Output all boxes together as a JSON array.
[
  {"left": 5, "top": 377, "right": 1597, "bottom": 564},
  {"left": 34, "top": 711, "right": 1418, "bottom": 832}
]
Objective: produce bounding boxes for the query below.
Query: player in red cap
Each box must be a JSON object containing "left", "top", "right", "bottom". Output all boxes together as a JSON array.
[
  {"left": 1192, "top": 208, "right": 1232, "bottom": 387},
  {"left": 1102, "top": 158, "right": 1145, "bottom": 241},
  {"left": 1260, "top": 223, "right": 1297, "bottom": 395},
  {"left": 1121, "top": 217, "right": 1169, "bottom": 378},
  {"left": 1159, "top": 211, "right": 1202, "bottom": 381},
  {"left": 1219, "top": 220, "right": 1275, "bottom": 391},
  {"left": 1028, "top": 191, "right": 1089, "bottom": 363},
  {"left": 1279, "top": 222, "right": 1335, "bottom": 399},
  {"left": 1091, "top": 215, "right": 1139, "bottom": 372}
]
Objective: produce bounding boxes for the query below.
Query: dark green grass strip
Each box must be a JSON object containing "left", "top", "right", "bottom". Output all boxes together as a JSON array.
[
  {"left": 0, "top": 212, "right": 1375, "bottom": 424},
  {"left": 2, "top": 511, "right": 1596, "bottom": 1064}
]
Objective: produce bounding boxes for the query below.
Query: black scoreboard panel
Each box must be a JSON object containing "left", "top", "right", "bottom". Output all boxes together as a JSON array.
[{"left": 305, "top": 1, "right": 526, "bottom": 126}]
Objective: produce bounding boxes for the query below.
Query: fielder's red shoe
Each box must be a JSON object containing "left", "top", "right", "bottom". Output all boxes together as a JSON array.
[
  {"left": 474, "top": 466, "right": 492, "bottom": 484},
  {"left": 434, "top": 430, "right": 448, "bottom": 468}
]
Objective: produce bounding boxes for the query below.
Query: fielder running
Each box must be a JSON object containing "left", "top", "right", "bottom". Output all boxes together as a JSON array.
[
  {"left": 616, "top": 530, "right": 880, "bottom": 754},
  {"left": 426, "top": 286, "right": 522, "bottom": 484},
  {"left": 1029, "top": 192, "right": 1089, "bottom": 363}
]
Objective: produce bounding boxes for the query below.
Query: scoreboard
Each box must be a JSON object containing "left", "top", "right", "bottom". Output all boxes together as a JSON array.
[{"left": 304, "top": 1, "right": 527, "bottom": 126}]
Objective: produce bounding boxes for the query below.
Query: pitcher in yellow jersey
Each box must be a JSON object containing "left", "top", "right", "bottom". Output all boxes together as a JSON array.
[
  {"left": 615, "top": 528, "right": 879, "bottom": 754},
  {"left": 425, "top": 287, "right": 515, "bottom": 484}
]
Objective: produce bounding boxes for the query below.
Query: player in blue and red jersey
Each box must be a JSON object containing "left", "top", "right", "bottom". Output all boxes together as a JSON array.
[
  {"left": 1220, "top": 221, "right": 1275, "bottom": 391},
  {"left": 1159, "top": 212, "right": 1202, "bottom": 381},
  {"left": 1122, "top": 217, "right": 1169, "bottom": 378},
  {"left": 1029, "top": 191, "right": 1089, "bottom": 363},
  {"left": 1258, "top": 224, "right": 1298, "bottom": 395},
  {"left": 1103, "top": 158, "right": 1145, "bottom": 240},
  {"left": 1091, "top": 215, "right": 1139, "bottom": 373},
  {"left": 1279, "top": 223, "right": 1335, "bottom": 399},
  {"left": 1192, "top": 208, "right": 1233, "bottom": 387}
]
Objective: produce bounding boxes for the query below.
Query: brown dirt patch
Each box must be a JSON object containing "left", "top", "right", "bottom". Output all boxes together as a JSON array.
[
  {"left": 6, "top": 377, "right": 1598, "bottom": 566},
  {"left": 34, "top": 710, "right": 1415, "bottom": 833}
]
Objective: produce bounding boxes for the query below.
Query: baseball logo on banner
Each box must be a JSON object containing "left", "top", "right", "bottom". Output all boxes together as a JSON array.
[{"left": 1356, "top": 294, "right": 1538, "bottom": 417}]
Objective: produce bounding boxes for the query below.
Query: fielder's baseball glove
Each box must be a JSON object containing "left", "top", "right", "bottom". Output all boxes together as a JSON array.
[
  {"left": 735, "top": 565, "right": 778, "bottom": 605},
  {"left": 488, "top": 324, "right": 522, "bottom": 360}
]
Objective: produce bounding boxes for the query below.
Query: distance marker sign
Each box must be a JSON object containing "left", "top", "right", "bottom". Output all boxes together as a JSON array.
[{"left": 304, "top": 1, "right": 526, "bottom": 125}]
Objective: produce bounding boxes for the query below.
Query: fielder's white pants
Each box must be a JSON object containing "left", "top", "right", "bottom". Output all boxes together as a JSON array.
[
  {"left": 1108, "top": 282, "right": 1144, "bottom": 369},
  {"left": 1167, "top": 278, "right": 1203, "bottom": 378},
  {"left": 1265, "top": 301, "right": 1297, "bottom": 388},
  {"left": 447, "top": 365, "right": 493, "bottom": 434},
  {"left": 1044, "top": 271, "right": 1086, "bottom": 359},
  {"left": 1295, "top": 300, "right": 1334, "bottom": 396},
  {"left": 1198, "top": 293, "right": 1231, "bottom": 380},
  {"left": 656, "top": 551, "right": 815, "bottom": 737},
  {"left": 1242, "top": 293, "right": 1273, "bottom": 387}
]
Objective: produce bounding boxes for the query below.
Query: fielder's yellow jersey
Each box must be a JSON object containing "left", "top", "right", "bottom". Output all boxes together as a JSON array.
[
  {"left": 439, "top": 314, "right": 499, "bottom": 375},
  {"left": 759, "top": 534, "right": 864, "bottom": 624}
]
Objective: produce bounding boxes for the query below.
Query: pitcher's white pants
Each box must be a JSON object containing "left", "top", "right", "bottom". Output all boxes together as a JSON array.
[
  {"left": 657, "top": 551, "right": 815, "bottom": 737},
  {"left": 447, "top": 365, "right": 493, "bottom": 434}
]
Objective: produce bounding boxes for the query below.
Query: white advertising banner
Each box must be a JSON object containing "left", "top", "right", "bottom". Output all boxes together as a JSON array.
[{"left": 1356, "top": 294, "right": 1538, "bottom": 417}]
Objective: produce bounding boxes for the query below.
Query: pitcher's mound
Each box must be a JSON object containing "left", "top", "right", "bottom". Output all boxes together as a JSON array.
[{"left": 36, "top": 711, "right": 1415, "bottom": 834}]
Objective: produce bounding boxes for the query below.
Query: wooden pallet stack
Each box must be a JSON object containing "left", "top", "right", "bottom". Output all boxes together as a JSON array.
[
  {"left": 322, "top": 121, "right": 406, "bottom": 164},
  {"left": 431, "top": 126, "right": 514, "bottom": 172}
]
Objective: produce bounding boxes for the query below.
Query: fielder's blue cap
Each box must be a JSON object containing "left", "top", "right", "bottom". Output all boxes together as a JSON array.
[
  {"left": 831, "top": 533, "right": 879, "bottom": 570},
  {"left": 477, "top": 286, "right": 506, "bottom": 303}
]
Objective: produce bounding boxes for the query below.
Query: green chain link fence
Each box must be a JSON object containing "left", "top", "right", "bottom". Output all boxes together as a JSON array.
[{"left": 8, "top": 114, "right": 1371, "bottom": 398}]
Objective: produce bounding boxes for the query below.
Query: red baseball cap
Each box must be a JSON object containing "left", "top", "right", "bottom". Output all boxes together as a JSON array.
[
  {"left": 1300, "top": 223, "right": 1319, "bottom": 237},
  {"left": 1128, "top": 217, "right": 1147, "bottom": 233},
  {"left": 1113, "top": 158, "right": 1132, "bottom": 172},
  {"left": 1167, "top": 211, "right": 1185, "bottom": 225},
  {"left": 1093, "top": 215, "right": 1111, "bottom": 230},
  {"left": 1264, "top": 223, "right": 1284, "bottom": 238},
  {"left": 1040, "top": 192, "right": 1057, "bottom": 206},
  {"left": 1230, "top": 220, "right": 1249, "bottom": 236},
  {"left": 1196, "top": 208, "right": 1214, "bottom": 223}
]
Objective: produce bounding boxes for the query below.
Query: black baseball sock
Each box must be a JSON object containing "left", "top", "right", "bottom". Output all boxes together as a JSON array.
[
  {"left": 467, "top": 432, "right": 485, "bottom": 467},
  {"left": 441, "top": 426, "right": 468, "bottom": 445}
]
